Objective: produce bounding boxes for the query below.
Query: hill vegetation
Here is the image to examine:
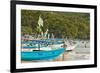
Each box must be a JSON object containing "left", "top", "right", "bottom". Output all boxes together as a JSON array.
[{"left": 21, "top": 10, "right": 90, "bottom": 39}]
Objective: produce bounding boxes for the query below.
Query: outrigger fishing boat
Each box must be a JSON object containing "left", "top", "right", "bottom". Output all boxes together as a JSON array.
[
  {"left": 21, "top": 39, "right": 64, "bottom": 49},
  {"left": 21, "top": 48, "right": 64, "bottom": 60},
  {"left": 21, "top": 15, "right": 77, "bottom": 61},
  {"left": 21, "top": 38, "right": 77, "bottom": 51},
  {"left": 21, "top": 40, "right": 65, "bottom": 60}
]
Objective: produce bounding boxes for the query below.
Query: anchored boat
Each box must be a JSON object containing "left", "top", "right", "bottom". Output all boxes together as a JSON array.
[
  {"left": 21, "top": 38, "right": 77, "bottom": 61},
  {"left": 21, "top": 48, "right": 65, "bottom": 60}
]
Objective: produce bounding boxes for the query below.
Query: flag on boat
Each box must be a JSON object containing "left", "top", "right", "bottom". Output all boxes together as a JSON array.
[{"left": 38, "top": 15, "right": 43, "bottom": 27}]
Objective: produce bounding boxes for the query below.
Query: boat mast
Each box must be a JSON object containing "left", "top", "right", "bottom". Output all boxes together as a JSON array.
[
  {"left": 37, "top": 15, "right": 44, "bottom": 50},
  {"left": 38, "top": 43, "right": 41, "bottom": 50}
]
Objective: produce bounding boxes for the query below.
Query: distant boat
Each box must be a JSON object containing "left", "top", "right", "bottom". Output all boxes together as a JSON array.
[
  {"left": 21, "top": 39, "right": 77, "bottom": 51},
  {"left": 21, "top": 48, "right": 65, "bottom": 60},
  {"left": 52, "top": 44, "right": 77, "bottom": 51},
  {"left": 21, "top": 46, "right": 52, "bottom": 51},
  {"left": 65, "top": 44, "right": 77, "bottom": 51},
  {"left": 21, "top": 40, "right": 49, "bottom": 49},
  {"left": 21, "top": 39, "right": 64, "bottom": 49},
  {"left": 61, "top": 40, "right": 78, "bottom": 51},
  {"left": 22, "top": 44, "right": 47, "bottom": 49}
]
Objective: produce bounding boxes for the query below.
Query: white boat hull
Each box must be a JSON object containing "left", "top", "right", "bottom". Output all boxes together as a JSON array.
[{"left": 65, "top": 44, "right": 77, "bottom": 51}]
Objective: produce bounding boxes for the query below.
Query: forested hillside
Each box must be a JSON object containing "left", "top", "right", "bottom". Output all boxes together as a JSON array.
[{"left": 21, "top": 10, "right": 90, "bottom": 39}]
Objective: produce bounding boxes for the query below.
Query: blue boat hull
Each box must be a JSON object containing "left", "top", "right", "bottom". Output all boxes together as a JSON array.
[{"left": 21, "top": 48, "right": 64, "bottom": 60}]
